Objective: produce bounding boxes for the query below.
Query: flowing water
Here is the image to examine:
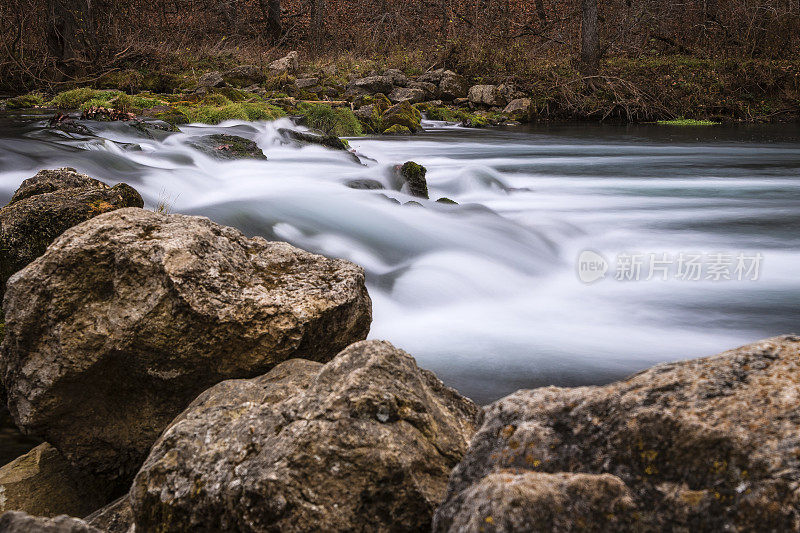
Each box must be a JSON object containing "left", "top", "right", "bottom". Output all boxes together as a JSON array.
[{"left": 1, "top": 110, "right": 799, "bottom": 406}]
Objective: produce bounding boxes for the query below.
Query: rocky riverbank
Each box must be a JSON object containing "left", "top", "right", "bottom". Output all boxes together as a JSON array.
[
  {"left": 0, "top": 169, "right": 799, "bottom": 531},
  {"left": 3, "top": 51, "right": 799, "bottom": 130}
]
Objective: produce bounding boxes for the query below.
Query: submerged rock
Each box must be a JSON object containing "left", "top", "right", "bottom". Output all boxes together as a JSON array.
[
  {"left": 0, "top": 511, "right": 101, "bottom": 533},
  {"left": 1, "top": 208, "right": 371, "bottom": 491},
  {"left": 131, "top": 340, "right": 479, "bottom": 532},
  {"left": 396, "top": 161, "right": 429, "bottom": 199},
  {"left": 189, "top": 133, "right": 266, "bottom": 160},
  {"left": 434, "top": 335, "right": 800, "bottom": 532},
  {"left": 0, "top": 443, "right": 107, "bottom": 518},
  {"left": 277, "top": 127, "right": 348, "bottom": 151},
  {"left": 0, "top": 168, "right": 143, "bottom": 296},
  {"left": 346, "top": 178, "right": 385, "bottom": 190}
]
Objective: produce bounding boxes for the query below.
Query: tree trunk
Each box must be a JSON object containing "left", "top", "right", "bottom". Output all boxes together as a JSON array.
[
  {"left": 310, "top": 0, "right": 325, "bottom": 49},
  {"left": 264, "top": 0, "right": 281, "bottom": 40},
  {"left": 580, "top": 0, "right": 599, "bottom": 75},
  {"left": 534, "top": 0, "right": 547, "bottom": 24},
  {"left": 46, "top": 0, "right": 95, "bottom": 75}
]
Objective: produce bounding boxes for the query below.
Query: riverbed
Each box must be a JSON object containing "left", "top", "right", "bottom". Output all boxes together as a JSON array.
[{"left": 1, "top": 111, "right": 799, "bottom": 404}]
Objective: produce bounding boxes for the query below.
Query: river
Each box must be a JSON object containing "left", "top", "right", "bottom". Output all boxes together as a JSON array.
[{"left": 1, "top": 110, "right": 799, "bottom": 405}]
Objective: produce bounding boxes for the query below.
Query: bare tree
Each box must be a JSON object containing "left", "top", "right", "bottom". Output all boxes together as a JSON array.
[
  {"left": 310, "top": 0, "right": 325, "bottom": 49},
  {"left": 260, "top": 0, "right": 282, "bottom": 41},
  {"left": 580, "top": 0, "right": 599, "bottom": 74},
  {"left": 46, "top": 0, "right": 95, "bottom": 76}
]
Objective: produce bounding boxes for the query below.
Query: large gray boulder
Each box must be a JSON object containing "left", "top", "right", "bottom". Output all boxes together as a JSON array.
[
  {"left": 222, "top": 65, "right": 266, "bottom": 87},
  {"left": 268, "top": 51, "right": 300, "bottom": 74},
  {"left": 0, "top": 168, "right": 143, "bottom": 296},
  {"left": 0, "top": 443, "right": 107, "bottom": 518},
  {"left": 349, "top": 75, "right": 394, "bottom": 95},
  {"left": 0, "top": 511, "right": 101, "bottom": 533},
  {"left": 388, "top": 87, "right": 426, "bottom": 104},
  {"left": 438, "top": 71, "right": 468, "bottom": 100},
  {"left": 131, "top": 340, "right": 479, "bottom": 532},
  {"left": 467, "top": 85, "right": 507, "bottom": 107},
  {"left": 433, "top": 335, "right": 800, "bottom": 532},
  {"left": 1, "top": 208, "right": 371, "bottom": 492}
]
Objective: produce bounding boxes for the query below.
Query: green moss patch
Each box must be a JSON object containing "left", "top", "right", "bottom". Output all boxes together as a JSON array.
[
  {"left": 657, "top": 118, "right": 721, "bottom": 126},
  {"left": 4, "top": 93, "right": 45, "bottom": 109},
  {"left": 174, "top": 101, "right": 285, "bottom": 124},
  {"left": 299, "top": 104, "right": 363, "bottom": 137}
]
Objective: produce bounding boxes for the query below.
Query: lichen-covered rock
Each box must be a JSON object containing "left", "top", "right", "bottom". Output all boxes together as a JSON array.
[
  {"left": 388, "top": 87, "right": 427, "bottom": 104},
  {"left": 0, "top": 168, "right": 143, "bottom": 296},
  {"left": 188, "top": 133, "right": 267, "bottom": 160},
  {"left": 1, "top": 208, "right": 371, "bottom": 492},
  {"left": 197, "top": 71, "right": 225, "bottom": 88},
  {"left": 222, "top": 65, "right": 266, "bottom": 87},
  {"left": 268, "top": 51, "right": 300, "bottom": 74},
  {"left": 0, "top": 443, "right": 108, "bottom": 518},
  {"left": 439, "top": 71, "right": 468, "bottom": 100},
  {"left": 503, "top": 98, "right": 532, "bottom": 121},
  {"left": 467, "top": 85, "right": 507, "bottom": 107},
  {"left": 395, "top": 161, "right": 429, "bottom": 199},
  {"left": 349, "top": 75, "right": 394, "bottom": 95},
  {"left": 383, "top": 69, "right": 410, "bottom": 87},
  {"left": 0, "top": 511, "right": 101, "bottom": 533},
  {"left": 84, "top": 496, "right": 132, "bottom": 533},
  {"left": 434, "top": 335, "right": 800, "bottom": 532},
  {"left": 131, "top": 340, "right": 479, "bottom": 533},
  {"left": 381, "top": 100, "right": 422, "bottom": 132}
]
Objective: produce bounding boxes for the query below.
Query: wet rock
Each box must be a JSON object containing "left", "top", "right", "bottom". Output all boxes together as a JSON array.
[
  {"left": 383, "top": 68, "right": 410, "bottom": 87},
  {"left": 439, "top": 71, "right": 468, "bottom": 100},
  {"left": 131, "top": 340, "right": 479, "bottom": 532},
  {"left": 388, "top": 87, "right": 427, "bottom": 104},
  {"left": 436, "top": 197, "right": 458, "bottom": 205},
  {"left": 222, "top": 65, "right": 266, "bottom": 87},
  {"left": 467, "top": 85, "right": 507, "bottom": 107},
  {"left": 0, "top": 511, "right": 101, "bottom": 533},
  {"left": 0, "top": 168, "right": 143, "bottom": 296},
  {"left": 346, "top": 178, "right": 385, "bottom": 190},
  {"left": 349, "top": 75, "right": 394, "bottom": 95},
  {"left": 1, "top": 208, "right": 372, "bottom": 491},
  {"left": 197, "top": 71, "right": 225, "bottom": 89},
  {"left": 268, "top": 51, "right": 300, "bottom": 74},
  {"left": 381, "top": 100, "right": 422, "bottom": 132},
  {"left": 0, "top": 443, "right": 108, "bottom": 518},
  {"left": 396, "top": 161, "right": 429, "bottom": 199},
  {"left": 503, "top": 98, "right": 532, "bottom": 121},
  {"left": 189, "top": 133, "right": 266, "bottom": 160},
  {"left": 434, "top": 335, "right": 800, "bottom": 532},
  {"left": 47, "top": 113, "right": 93, "bottom": 135},
  {"left": 84, "top": 496, "right": 132, "bottom": 533},
  {"left": 278, "top": 128, "right": 361, "bottom": 164}
]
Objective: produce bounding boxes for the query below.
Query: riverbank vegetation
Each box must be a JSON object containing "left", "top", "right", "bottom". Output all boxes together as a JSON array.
[{"left": 1, "top": 1, "right": 798, "bottom": 123}]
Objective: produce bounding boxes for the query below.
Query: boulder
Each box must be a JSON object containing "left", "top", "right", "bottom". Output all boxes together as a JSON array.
[
  {"left": 395, "top": 161, "right": 429, "bottom": 199},
  {"left": 383, "top": 68, "right": 410, "bottom": 87},
  {"left": 0, "top": 511, "right": 101, "bottom": 533},
  {"left": 84, "top": 496, "right": 132, "bottom": 533},
  {"left": 295, "top": 77, "right": 320, "bottom": 89},
  {"left": 434, "top": 335, "right": 800, "bottom": 532},
  {"left": 1, "top": 208, "right": 372, "bottom": 491},
  {"left": 418, "top": 68, "right": 446, "bottom": 84},
  {"left": 131, "top": 341, "right": 479, "bottom": 532},
  {"left": 197, "top": 71, "right": 225, "bottom": 89},
  {"left": 268, "top": 51, "right": 300, "bottom": 74},
  {"left": 503, "top": 98, "right": 532, "bottom": 121},
  {"left": 222, "top": 65, "right": 266, "bottom": 87},
  {"left": 188, "top": 133, "right": 266, "bottom": 160},
  {"left": 408, "top": 81, "right": 439, "bottom": 99},
  {"left": 0, "top": 443, "right": 107, "bottom": 518},
  {"left": 349, "top": 75, "right": 394, "bottom": 95},
  {"left": 467, "top": 85, "right": 507, "bottom": 107},
  {"left": 388, "top": 87, "right": 427, "bottom": 104},
  {"left": 383, "top": 124, "right": 412, "bottom": 135},
  {"left": 381, "top": 100, "right": 422, "bottom": 132},
  {"left": 438, "top": 71, "right": 468, "bottom": 100},
  {"left": 0, "top": 168, "right": 143, "bottom": 296}
]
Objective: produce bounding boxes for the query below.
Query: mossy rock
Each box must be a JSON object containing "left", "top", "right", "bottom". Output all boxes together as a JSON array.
[
  {"left": 4, "top": 93, "right": 44, "bottom": 109},
  {"left": 396, "top": 161, "right": 428, "bottom": 199},
  {"left": 381, "top": 101, "right": 422, "bottom": 132},
  {"left": 213, "top": 87, "right": 250, "bottom": 102},
  {"left": 382, "top": 124, "right": 412, "bottom": 135},
  {"left": 189, "top": 134, "right": 267, "bottom": 160},
  {"left": 299, "top": 104, "right": 363, "bottom": 137}
]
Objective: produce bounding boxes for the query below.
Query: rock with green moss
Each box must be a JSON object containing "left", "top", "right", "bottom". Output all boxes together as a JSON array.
[
  {"left": 188, "top": 134, "right": 266, "bottom": 160},
  {"left": 503, "top": 98, "right": 533, "bottom": 121},
  {"left": 300, "top": 104, "right": 363, "bottom": 136},
  {"left": 0, "top": 208, "right": 372, "bottom": 492},
  {"left": 0, "top": 443, "right": 108, "bottom": 518},
  {"left": 141, "top": 72, "right": 181, "bottom": 94},
  {"left": 0, "top": 168, "right": 143, "bottom": 296},
  {"left": 382, "top": 124, "right": 412, "bottom": 135},
  {"left": 382, "top": 100, "right": 422, "bottom": 132},
  {"left": 222, "top": 65, "right": 265, "bottom": 87},
  {"left": 142, "top": 105, "right": 189, "bottom": 125},
  {"left": 434, "top": 335, "right": 800, "bottom": 532},
  {"left": 4, "top": 94, "right": 44, "bottom": 110},
  {"left": 395, "top": 161, "right": 429, "bottom": 198},
  {"left": 130, "top": 340, "right": 479, "bottom": 532}
]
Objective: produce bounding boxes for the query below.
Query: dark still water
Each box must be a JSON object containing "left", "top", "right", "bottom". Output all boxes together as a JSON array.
[{"left": 1, "top": 111, "right": 799, "bottom": 406}]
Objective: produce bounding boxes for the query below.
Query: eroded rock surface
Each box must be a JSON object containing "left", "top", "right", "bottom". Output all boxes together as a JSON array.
[
  {"left": 131, "top": 340, "right": 479, "bottom": 532},
  {"left": 434, "top": 335, "right": 800, "bottom": 532},
  {"left": 0, "top": 511, "right": 101, "bottom": 533},
  {"left": 1, "top": 208, "right": 371, "bottom": 491}
]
